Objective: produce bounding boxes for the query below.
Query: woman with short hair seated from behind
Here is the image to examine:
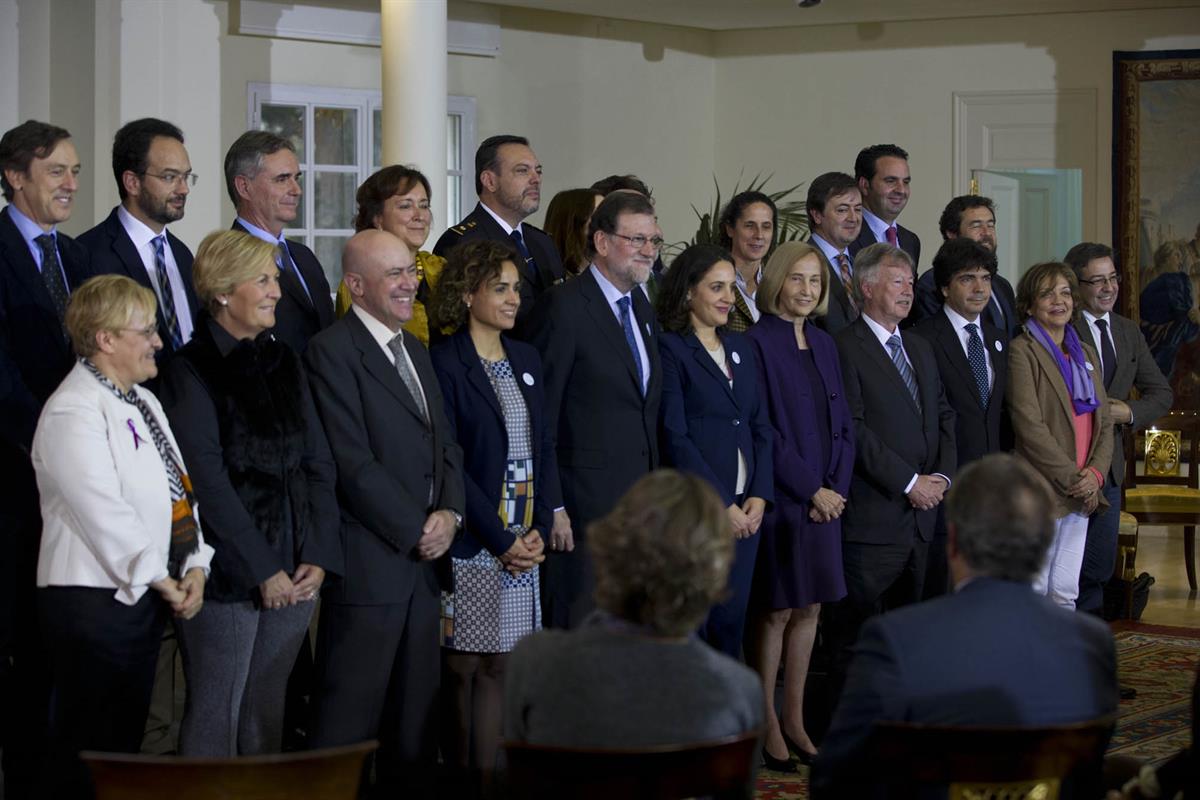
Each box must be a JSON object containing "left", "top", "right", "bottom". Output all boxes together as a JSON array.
[{"left": 503, "top": 469, "right": 765, "bottom": 748}]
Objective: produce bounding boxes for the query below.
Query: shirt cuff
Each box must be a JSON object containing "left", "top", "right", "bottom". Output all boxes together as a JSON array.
[
  {"left": 903, "top": 474, "right": 918, "bottom": 494},
  {"left": 933, "top": 473, "right": 951, "bottom": 488}
]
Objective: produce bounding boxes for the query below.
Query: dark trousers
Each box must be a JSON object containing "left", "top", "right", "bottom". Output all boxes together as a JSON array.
[
  {"left": 309, "top": 589, "right": 440, "bottom": 799},
  {"left": 1079, "top": 482, "right": 1122, "bottom": 615},
  {"left": 921, "top": 508, "right": 950, "bottom": 601},
  {"left": 700, "top": 530, "right": 760, "bottom": 659},
  {"left": 540, "top": 544, "right": 595, "bottom": 630},
  {"left": 38, "top": 586, "right": 167, "bottom": 799},
  {"left": 826, "top": 536, "right": 929, "bottom": 707}
]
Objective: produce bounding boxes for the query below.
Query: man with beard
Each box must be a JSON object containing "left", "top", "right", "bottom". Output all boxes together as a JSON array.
[
  {"left": 910, "top": 195, "right": 1018, "bottom": 338},
  {"left": 81, "top": 118, "right": 200, "bottom": 369},
  {"left": 526, "top": 191, "right": 663, "bottom": 628},
  {"left": 434, "top": 135, "right": 563, "bottom": 336},
  {"left": 849, "top": 144, "right": 921, "bottom": 270}
]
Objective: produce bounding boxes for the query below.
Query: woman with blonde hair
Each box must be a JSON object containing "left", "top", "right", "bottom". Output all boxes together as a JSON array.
[
  {"left": 160, "top": 230, "right": 340, "bottom": 755},
  {"left": 503, "top": 469, "right": 763, "bottom": 749},
  {"left": 33, "top": 274, "right": 212, "bottom": 795}
]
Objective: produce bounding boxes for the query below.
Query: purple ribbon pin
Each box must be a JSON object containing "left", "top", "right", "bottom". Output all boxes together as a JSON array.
[{"left": 127, "top": 419, "right": 146, "bottom": 450}]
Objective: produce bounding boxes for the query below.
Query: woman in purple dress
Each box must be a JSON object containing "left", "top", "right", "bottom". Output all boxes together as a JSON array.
[{"left": 745, "top": 241, "right": 854, "bottom": 771}]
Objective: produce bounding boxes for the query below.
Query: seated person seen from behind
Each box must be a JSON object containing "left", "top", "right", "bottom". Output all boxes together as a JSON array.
[
  {"left": 503, "top": 469, "right": 764, "bottom": 748},
  {"left": 812, "top": 453, "right": 1118, "bottom": 798}
]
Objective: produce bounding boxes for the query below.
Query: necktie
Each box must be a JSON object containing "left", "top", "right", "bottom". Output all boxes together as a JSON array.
[
  {"left": 1095, "top": 318, "right": 1117, "bottom": 390},
  {"left": 886, "top": 225, "right": 899, "bottom": 246},
  {"left": 152, "top": 235, "right": 183, "bottom": 349},
  {"left": 509, "top": 229, "right": 541, "bottom": 290},
  {"left": 387, "top": 333, "right": 429, "bottom": 426},
  {"left": 35, "top": 233, "right": 69, "bottom": 323},
  {"left": 836, "top": 252, "right": 859, "bottom": 318},
  {"left": 964, "top": 322, "right": 990, "bottom": 409},
  {"left": 277, "top": 241, "right": 313, "bottom": 307},
  {"left": 616, "top": 296, "right": 645, "bottom": 395},
  {"left": 886, "top": 334, "right": 921, "bottom": 412}
]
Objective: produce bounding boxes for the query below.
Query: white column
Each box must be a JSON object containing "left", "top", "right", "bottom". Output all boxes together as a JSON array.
[{"left": 380, "top": 0, "right": 447, "bottom": 195}]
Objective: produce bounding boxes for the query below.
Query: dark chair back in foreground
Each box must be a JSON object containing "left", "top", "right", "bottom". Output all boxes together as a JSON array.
[
  {"left": 869, "top": 717, "right": 1115, "bottom": 800},
  {"left": 504, "top": 730, "right": 760, "bottom": 799},
  {"left": 83, "top": 740, "right": 377, "bottom": 800}
]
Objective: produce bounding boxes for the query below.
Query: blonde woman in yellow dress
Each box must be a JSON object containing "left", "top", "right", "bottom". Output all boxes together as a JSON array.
[{"left": 334, "top": 166, "right": 446, "bottom": 345}]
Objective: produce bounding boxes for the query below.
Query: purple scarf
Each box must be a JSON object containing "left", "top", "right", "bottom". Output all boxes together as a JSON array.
[{"left": 1024, "top": 318, "right": 1100, "bottom": 415}]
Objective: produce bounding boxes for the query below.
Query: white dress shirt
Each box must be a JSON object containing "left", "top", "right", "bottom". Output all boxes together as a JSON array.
[
  {"left": 1080, "top": 309, "right": 1116, "bottom": 377},
  {"left": 118, "top": 206, "right": 195, "bottom": 343},
  {"left": 590, "top": 264, "right": 651, "bottom": 395}
]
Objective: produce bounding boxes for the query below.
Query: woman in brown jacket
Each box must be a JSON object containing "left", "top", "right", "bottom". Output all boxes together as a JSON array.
[{"left": 1007, "top": 261, "right": 1112, "bottom": 609}]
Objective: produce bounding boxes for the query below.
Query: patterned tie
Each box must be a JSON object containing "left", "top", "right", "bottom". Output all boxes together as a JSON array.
[
  {"left": 886, "top": 225, "right": 899, "bottom": 246},
  {"left": 509, "top": 228, "right": 541, "bottom": 290},
  {"left": 1095, "top": 318, "right": 1117, "bottom": 390},
  {"left": 386, "top": 333, "right": 429, "bottom": 426},
  {"left": 152, "top": 235, "right": 183, "bottom": 349},
  {"left": 836, "top": 252, "right": 859, "bottom": 317},
  {"left": 616, "top": 296, "right": 645, "bottom": 395},
  {"left": 35, "top": 233, "right": 69, "bottom": 323},
  {"left": 964, "top": 322, "right": 990, "bottom": 409},
  {"left": 886, "top": 334, "right": 921, "bottom": 412},
  {"left": 277, "top": 241, "right": 313, "bottom": 307}
]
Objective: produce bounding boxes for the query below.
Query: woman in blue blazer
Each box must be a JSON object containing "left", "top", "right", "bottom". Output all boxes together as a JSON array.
[
  {"left": 655, "top": 244, "right": 773, "bottom": 661},
  {"left": 429, "top": 239, "right": 559, "bottom": 784}
]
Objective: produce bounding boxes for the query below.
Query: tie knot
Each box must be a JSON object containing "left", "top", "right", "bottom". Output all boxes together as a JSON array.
[
  {"left": 1095, "top": 318, "right": 1108, "bottom": 331},
  {"left": 616, "top": 295, "right": 631, "bottom": 312},
  {"left": 965, "top": 322, "right": 978, "bottom": 335},
  {"left": 153, "top": 234, "right": 166, "bottom": 255},
  {"left": 35, "top": 233, "right": 55, "bottom": 252},
  {"left": 509, "top": 229, "right": 524, "bottom": 245},
  {"left": 387, "top": 332, "right": 405, "bottom": 356},
  {"left": 887, "top": 333, "right": 902, "bottom": 350}
]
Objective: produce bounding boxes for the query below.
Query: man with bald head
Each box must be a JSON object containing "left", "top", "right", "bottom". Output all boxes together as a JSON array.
[{"left": 304, "top": 229, "right": 464, "bottom": 798}]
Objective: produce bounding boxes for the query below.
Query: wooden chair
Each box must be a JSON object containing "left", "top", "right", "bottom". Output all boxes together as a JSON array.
[
  {"left": 83, "top": 740, "right": 377, "bottom": 800},
  {"left": 504, "top": 730, "right": 760, "bottom": 799},
  {"left": 868, "top": 717, "right": 1115, "bottom": 800},
  {"left": 1122, "top": 411, "right": 1200, "bottom": 593}
]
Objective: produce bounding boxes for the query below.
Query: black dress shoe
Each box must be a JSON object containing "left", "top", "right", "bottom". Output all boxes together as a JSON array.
[
  {"left": 761, "top": 746, "right": 794, "bottom": 772},
  {"left": 1119, "top": 684, "right": 1138, "bottom": 700},
  {"left": 781, "top": 729, "right": 818, "bottom": 766}
]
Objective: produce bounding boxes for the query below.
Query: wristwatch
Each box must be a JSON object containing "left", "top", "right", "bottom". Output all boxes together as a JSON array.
[{"left": 450, "top": 510, "right": 463, "bottom": 530}]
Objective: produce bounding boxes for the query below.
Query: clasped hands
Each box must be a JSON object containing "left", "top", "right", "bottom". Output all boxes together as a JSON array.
[
  {"left": 809, "top": 487, "right": 847, "bottom": 523},
  {"left": 258, "top": 563, "right": 327, "bottom": 611},
  {"left": 150, "top": 567, "right": 206, "bottom": 620},
  {"left": 1067, "top": 469, "right": 1102, "bottom": 514},
  {"left": 500, "top": 529, "right": 546, "bottom": 576},
  {"left": 729, "top": 497, "right": 766, "bottom": 539},
  {"left": 907, "top": 474, "right": 948, "bottom": 511}
]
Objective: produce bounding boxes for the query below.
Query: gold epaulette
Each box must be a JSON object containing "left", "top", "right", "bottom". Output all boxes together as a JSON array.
[{"left": 450, "top": 220, "right": 477, "bottom": 235}]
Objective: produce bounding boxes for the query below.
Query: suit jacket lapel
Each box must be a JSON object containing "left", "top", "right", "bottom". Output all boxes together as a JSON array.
[
  {"left": 0, "top": 208, "right": 59, "bottom": 317},
  {"left": 455, "top": 331, "right": 504, "bottom": 425},
  {"left": 933, "top": 313, "right": 984, "bottom": 407},
  {"left": 1026, "top": 337, "right": 1076, "bottom": 422},
  {"left": 686, "top": 332, "right": 736, "bottom": 404},
  {"left": 632, "top": 285, "right": 658, "bottom": 390},
  {"left": 580, "top": 270, "right": 645, "bottom": 394},
  {"left": 348, "top": 313, "right": 427, "bottom": 424},
  {"left": 855, "top": 318, "right": 920, "bottom": 417}
]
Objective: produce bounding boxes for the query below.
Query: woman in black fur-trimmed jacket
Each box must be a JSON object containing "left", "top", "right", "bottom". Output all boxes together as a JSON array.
[{"left": 160, "top": 230, "right": 341, "bottom": 757}]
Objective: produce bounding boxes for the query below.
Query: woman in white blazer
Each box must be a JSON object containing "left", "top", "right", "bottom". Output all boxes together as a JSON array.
[{"left": 31, "top": 275, "right": 212, "bottom": 798}]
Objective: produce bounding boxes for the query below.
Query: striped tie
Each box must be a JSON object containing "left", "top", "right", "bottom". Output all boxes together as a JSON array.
[
  {"left": 153, "top": 235, "right": 183, "bottom": 349},
  {"left": 836, "top": 252, "right": 859, "bottom": 318},
  {"left": 886, "top": 334, "right": 921, "bottom": 412}
]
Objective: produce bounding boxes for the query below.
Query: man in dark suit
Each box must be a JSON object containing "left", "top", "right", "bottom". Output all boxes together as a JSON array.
[
  {"left": 829, "top": 242, "right": 956, "bottom": 693},
  {"left": 812, "top": 453, "right": 1118, "bottom": 798},
  {"left": 304, "top": 229, "right": 464, "bottom": 798},
  {"left": 806, "top": 171, "right": 863, "bottom": 335},
  {"left": 433, "top": 134, "right": 563, "bottom": 336},
  {"left": 225, "top": 130, "right": 333, "bottom": 354},
  {"left": 910, "top": 238, "right": 1010, "bottom": 599},
  {"left": 79, "top": 118, "right": 199, "bottom": 371},
  {"left": 0, "top": 119, "right": 93, "bottom": 798},
  {"left": 848, "top": 144, "right": 921, "bottom": 271},
  {"left": 526, "top": 191, "right": 662, "bottom": 629},
  {"left": 910, "top": 195, "right": 1018, "bottom": 337},
  {"left": 1067, "top": 242, "right": 1172, "bottom": 620}
]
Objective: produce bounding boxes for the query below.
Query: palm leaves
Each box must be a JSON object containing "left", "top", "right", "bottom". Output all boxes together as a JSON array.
[{"left": 664, "top": 172, "right": 808, "bottom": 263}]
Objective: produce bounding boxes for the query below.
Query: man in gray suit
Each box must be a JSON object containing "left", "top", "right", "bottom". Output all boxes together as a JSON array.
[
  {"left": 304, "top": 229, "right": 464, "bottom": 798},
  {"left": 1067, "top": 242, "right": 1172, "bottom": 620}
]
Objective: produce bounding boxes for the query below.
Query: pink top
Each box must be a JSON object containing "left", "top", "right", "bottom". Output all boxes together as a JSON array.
[{"left": 1072, "top": 411, "right": 1092, "bottom": 469}]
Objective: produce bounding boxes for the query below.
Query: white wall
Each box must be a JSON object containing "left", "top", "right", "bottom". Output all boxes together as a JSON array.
[{"left": 714, "top": 7, "right": 1200, "bottom": 254}]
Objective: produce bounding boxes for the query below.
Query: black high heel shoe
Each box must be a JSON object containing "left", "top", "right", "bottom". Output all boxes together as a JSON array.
[
  {"left": 781, "top": 729, "right": 817, "bottom": 766},
  {"left": 760, "top": 745, "right": 794, "bottom": 773}
]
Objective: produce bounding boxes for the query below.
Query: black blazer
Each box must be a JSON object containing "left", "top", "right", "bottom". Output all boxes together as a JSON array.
[
  {"left": 432, "top": 203, "right": 565, "bottom": 337},
  {"left": 911, "top": 267, "right": 1018, "bottom": 339},
  {"left": 910, "top": 310, "right": 1011, "bottom": 468},
  {"left": 527, "top": 268, "right": 661, "bottom": 533},
  {"left": 304, "top": 311, "right": 465, "bottom": 605},
  {"left": 811, "top": 243, "right": 857, "bottom": 337},
  {"left": 231, "top": 221, "right": 334, "bottom": 354},
  {"left": 78, "top": 206, "right": 199, "bottom": 363},
  {"left": 849, "top": 221, "right": 921, "bottom": 271},
  {"left": 0, "top": 206, "right": 93, "bottom": 454},
  {"left": 429, "top": 328, "right": 562, "bottom": 560},
  {"left": 834, "top": 316, "right": 957, "bottom": 545}
]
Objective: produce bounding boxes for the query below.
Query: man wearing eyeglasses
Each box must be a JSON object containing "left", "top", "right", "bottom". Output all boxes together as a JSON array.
[
  {"left": 81, "top": 118, "right": 200, "bottom": 374},
  {"left": 433, "top": 134, "right": 564, "bottom": 338},
  {"left": 527, "top": 191, "right": 663, "bottom": 629},
  {"left": 1067, "top": 242, "right": 1172, "bottom": 625}
]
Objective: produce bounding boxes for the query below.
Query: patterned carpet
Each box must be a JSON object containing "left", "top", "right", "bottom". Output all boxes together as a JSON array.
[{"left": 752, "top": 623, "right": 1200, "bottom": 800}]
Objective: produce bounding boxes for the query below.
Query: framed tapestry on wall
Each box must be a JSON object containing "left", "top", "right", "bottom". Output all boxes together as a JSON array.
[{"left": 1114, "top": 49, "right": 1200, "bottom": 410}]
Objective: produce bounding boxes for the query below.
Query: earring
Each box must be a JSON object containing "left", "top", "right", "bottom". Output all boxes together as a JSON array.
[
  {"left": 466, "top": 301, "right": 472, "bottom": 309},
  {"left": 219, "top": 298, "right": 228, "bottom": 307}
]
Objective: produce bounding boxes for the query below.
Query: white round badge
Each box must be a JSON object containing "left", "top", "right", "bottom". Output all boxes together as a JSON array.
[
  {"left": 993, "top": 340, "right": 1003, "bottom": 353},
  {"left": 731, "top": 351, "right": 741, "bottom": 365},
  {"left": 522, "top": 372, "right": 535, "bottom": 386},
  {"left": 1085, "top": 362, "right": 1094, "bottom": 371}
]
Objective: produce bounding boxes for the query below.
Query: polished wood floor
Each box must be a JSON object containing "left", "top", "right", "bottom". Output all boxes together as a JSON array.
[{"left": 1132, "top": 525, "right": 1199, "bottom": 628}]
